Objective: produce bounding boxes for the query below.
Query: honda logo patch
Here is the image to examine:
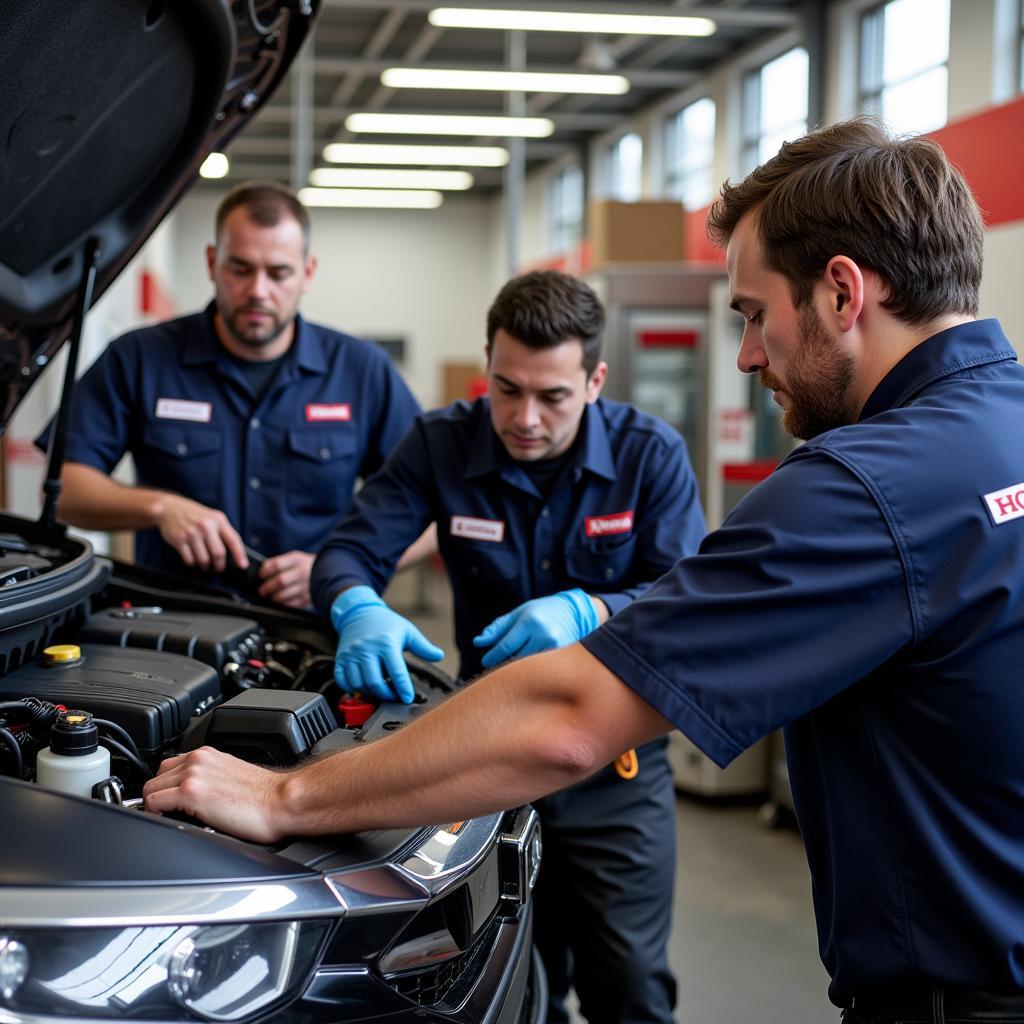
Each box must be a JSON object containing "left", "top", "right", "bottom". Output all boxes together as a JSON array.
[
  {"left": 983, "top": 481, "right": 1024, "bottom": 525},
  {"left": 306, "top": 403, "right": 351, "bottom": 422},
  {"left": 451, "top": 515, "right": 505, "bottom": 543},
  {"left": 584, "top": 511, "right": 634, "bottom": 537}
]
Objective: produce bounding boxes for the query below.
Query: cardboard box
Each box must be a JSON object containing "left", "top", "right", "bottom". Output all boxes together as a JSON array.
[
  {"left": 588, "top": 199, "right": 685, "bottom": 265},
  {"left": 441, "top": 361, "right": 487, "bottom": 404}
]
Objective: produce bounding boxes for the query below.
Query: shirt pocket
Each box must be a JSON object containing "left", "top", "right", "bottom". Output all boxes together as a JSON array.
[
  {"left": 446, "top": 542, "right": 525, "bottom": 633},
  {"left": 564, "top": 533, "right": 638, "bottom": 588},
  {"left": 451, "top": 542, "right": 520, "bottom": 584},
  {"left": 138, "top": 423, "right": 223, "bottom": 509},
  {"left": 286, "top": 426, "right": 360, "bottom": 518}
]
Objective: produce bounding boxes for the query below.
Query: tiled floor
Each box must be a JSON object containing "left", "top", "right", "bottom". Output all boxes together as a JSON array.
[{"left": 391, "top": 566, "right": 836, "bottom": 1023}]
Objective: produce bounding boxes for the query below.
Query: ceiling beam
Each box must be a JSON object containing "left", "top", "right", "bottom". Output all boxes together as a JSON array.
[
  {"left": 250, "top": 105, "right": 625, "bottom": 129},
  {"left": 327, "top": 7, "right": 406, "bottom": 109},
  {"left": 228, "top": 133, "right": 575, "bottom": 158},
  {"left": 312, "top": 57, "right": 699, "bottom": 88},
  {"left": 320, "top": 0, "right": 800, "bottom": 30}
]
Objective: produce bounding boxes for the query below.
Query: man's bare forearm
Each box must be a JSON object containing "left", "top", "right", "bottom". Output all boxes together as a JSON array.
[
  {"left": 57, "top": 462, "right": 171, "bottom": 530},
  {"left": 271, "top": 643, "right": 671, "bottom": 835}
]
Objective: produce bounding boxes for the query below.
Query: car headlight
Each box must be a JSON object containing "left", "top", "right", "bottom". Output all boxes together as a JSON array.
[{"left": 0, "top": 921, "right": 329, "bottom": 1021}]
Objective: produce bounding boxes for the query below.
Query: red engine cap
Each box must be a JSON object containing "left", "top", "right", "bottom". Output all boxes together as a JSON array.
[{"left": 338, "top": 695, "right": 374, "bottom": 727}]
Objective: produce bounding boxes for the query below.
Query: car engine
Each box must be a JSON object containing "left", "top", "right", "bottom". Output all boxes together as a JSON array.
[{"left": 0, "top": 522, "right": 452, "bottom": 813}]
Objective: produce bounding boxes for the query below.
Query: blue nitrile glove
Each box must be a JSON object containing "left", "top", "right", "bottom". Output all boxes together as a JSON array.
[
  {"left": 330, "top": 585, "right": 444, "bottom": 704},
  {"left": 473, "top": 589, "right": 599, "bottom": 669}
]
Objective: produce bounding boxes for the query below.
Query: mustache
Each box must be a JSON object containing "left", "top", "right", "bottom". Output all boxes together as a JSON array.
[{"left": 759, "top": 369, "right": 783, "bottom": 391}]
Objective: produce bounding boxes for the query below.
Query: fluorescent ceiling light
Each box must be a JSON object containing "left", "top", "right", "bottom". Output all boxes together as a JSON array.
[
  {"left": 380, "top": 67, "right": 629, "bottom": 95},
  {"left": 429, "top": 8, "right": 716, "bottom": 36},
  {"left": 309, "top": 167, "right": 474, "bottom": 190},
  {"left": 199, "top": 152, "right": 229, "bottom": 179},
  {"left": 298, "top": 187, "right": 444, "bottom": 209},
  {"left": 345, "top": 112, "right": 555, "bottom": 137},
  {"left": 323, "top": 143, "right": 509, "bottom": 166}
]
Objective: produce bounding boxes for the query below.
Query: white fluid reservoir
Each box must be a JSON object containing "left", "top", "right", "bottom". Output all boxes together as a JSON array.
[{"left": 36, "top": 710, "right": 111, "bottom": 798}]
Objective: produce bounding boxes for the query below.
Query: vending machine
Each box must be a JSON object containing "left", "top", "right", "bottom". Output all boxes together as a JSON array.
[{"left": 586, "top": 263, "right": 793, "bottom": 797}]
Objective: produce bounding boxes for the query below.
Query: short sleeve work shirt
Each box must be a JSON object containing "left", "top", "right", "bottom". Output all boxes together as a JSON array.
[
  {"left": 312, "top": 396, "right": 706, "bottom": 678},
  {"left": 582, "top": 320, "right": 1024, "bottom": 1003},
  {"left": 37, "top": 306, "right": 420, "bottom": 571}
]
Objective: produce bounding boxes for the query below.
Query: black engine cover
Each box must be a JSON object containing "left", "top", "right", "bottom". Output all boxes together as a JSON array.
[{"left": 0, "top": 644, "right": 219, "bottom": 755}]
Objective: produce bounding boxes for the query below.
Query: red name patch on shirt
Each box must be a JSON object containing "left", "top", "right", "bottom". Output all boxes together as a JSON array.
[
  {"left": 584, "top": 511, "right": 634, "bottom": 537},
  {"left": 306, "top": 403, "right": 351, "bottom": 422}
]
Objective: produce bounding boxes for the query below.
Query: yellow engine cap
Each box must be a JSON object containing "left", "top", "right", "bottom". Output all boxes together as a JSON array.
[{"left": 44, "top": 644, "right": 81, "bottom": 664}]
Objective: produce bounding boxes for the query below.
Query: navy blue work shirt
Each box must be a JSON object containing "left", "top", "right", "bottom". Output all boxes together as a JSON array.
[
  {"left": 311, "top": 396, "right": 706, "bottom": 678},
  {"left": 36, "top": 305, "right": 420, "bottom": 572},
  {"left": 583, "top": 320, "right": 1024, "bottom": 1004}
]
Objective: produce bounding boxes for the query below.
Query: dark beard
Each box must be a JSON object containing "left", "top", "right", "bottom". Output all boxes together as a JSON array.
[
  {"left": 226, "top": 307, "right": 288, "bottom": 350},
  {"left": 760, "top": 305, "right": 858, "bottom": 440}
]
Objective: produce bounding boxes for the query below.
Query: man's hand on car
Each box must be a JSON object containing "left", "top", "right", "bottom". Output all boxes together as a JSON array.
[
  {"left": 473, "top": 589, "right": 600, "bottom": 668},
  {"left": 331, "top": 585, "right": 444, "bottom": 704},
  {"left": 258, "top": 550, "right": 314, "bottom": 608},
  {"left": 143, "top": 746, "right": 285, "bottom": 843},
  {"left": 153, "top": 493, "right": 248, "bottom": 573}
]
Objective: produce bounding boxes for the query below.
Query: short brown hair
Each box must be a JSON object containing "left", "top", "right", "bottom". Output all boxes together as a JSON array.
[
  {"left": 215, "top": 180, "right": 311, "bottom": 254},
  {"left": 486, "top": 270, "right": 605, "bottom": 375},
  {"left": 706, "top": 118, "right": 983, "bottom": 326}
]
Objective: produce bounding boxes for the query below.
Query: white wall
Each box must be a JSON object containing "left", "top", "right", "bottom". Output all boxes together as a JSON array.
[{"left": 980, "top": 222, "right": 1024, "bottom": 352}]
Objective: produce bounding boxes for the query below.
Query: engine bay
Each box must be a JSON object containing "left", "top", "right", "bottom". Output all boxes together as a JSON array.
[{"left": 0, "top": 522, "right": 451, "bottom": 814}]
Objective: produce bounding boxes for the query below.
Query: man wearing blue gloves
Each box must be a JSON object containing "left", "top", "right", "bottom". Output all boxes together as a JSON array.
[{"left": 311, "top": 270, "right": 706, "bottom": 1024}]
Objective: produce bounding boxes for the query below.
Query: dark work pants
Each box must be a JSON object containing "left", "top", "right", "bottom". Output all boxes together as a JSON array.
[
  {"left": 842, "top": 1011, "right": 1024, "bottom": 1023},
  {"left": 842, "top": 1000, "right": 1024, "bottom": 1023},
  {"left": 532, "top": 736, "right": 678, "bottom": 1024}
]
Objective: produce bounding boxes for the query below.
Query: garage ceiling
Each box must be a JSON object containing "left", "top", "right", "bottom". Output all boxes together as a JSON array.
[{"left": 214, "top": 0, "right": 809, "bottom": 195}]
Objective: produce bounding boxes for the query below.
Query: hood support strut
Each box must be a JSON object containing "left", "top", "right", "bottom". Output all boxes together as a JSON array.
[{"left": 39, "top": 237, "right": 102, "bottom": 533}]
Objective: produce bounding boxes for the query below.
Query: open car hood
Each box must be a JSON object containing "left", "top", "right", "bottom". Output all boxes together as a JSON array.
[{"left": 0, "top": 0, "right": 318, "bottom": 430}]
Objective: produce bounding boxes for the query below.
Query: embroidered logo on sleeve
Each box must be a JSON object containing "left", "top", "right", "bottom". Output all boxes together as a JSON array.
[
  {"left": 584, "top": 510, "right": 634, "bottom": 538},
  {"left": 155, "top": 398, "right": 212, "bottom": 422},
  {"left": 306, "top": 403, "right": 351, "bottom": 422},
  {"left": 451, "top": 515, "right": 505, "bottom": 543},
  {"left": 982, "top": 482, "right": 1024, "bottom": 525}
]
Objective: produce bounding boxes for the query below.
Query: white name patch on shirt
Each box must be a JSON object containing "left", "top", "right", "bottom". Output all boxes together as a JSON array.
[
  {"left": 306, "top": 403, "right": 351, "bottom": 422},
  {"left": 983, "top": 482, "right": 1024, "bottom": 525},
  {"left": 585, "top": 510, "right": 634, "bottom": 538},
  {"left": 155, "top": 398, "right": 212, "bottom": 423},
  {"left": 451, "top": 515, "right": 505, "bottom": 543}
]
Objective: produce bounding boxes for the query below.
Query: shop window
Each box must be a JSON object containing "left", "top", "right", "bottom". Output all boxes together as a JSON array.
[
  {"left": 600, "top": 132, "right": 643, "bottom": 201},
  {"left": 546, "top": 163, "right": 584, "bottom": 255},
  {"left": 665, "top": 97, "right": 716, "bottom": 209},
  {"left": 741, "top": 48, "right": 809, "bottom": 174},
  {"left": 860, "top": 0, "right": 949, "bottom": 134}
]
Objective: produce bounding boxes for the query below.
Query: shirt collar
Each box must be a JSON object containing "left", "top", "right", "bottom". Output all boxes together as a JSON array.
[
  {"left": 577, "top": 400, "right": 617, "bottom": 481},
  {"left": 464, "top": 398, "right": 617, "bottom": 483},
  {"left": 181, "top": 303, "right": 325, "bottom": 373},
  {"left": 859, "top": 318, "right": 1018, "bottom": 421}
]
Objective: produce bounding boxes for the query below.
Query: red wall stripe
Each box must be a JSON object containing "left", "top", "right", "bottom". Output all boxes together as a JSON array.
[
  {"left": 637, "top": 329, "right": 700, "bottom": 348},
  {"left": 928, "top": 95, "right": 1024, "bottom": 228},
  {"left": 139, "top": 270, "right": 176, "bottom": 320},
  {"left": 723, "top": 459, "right": 779, "bottom": 483}
]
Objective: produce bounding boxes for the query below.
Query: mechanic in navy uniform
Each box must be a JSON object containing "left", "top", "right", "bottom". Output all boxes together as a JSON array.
[
  {"left": 37, "top": 181, "right": 420, "bottom": 608},
  {"left": 147, "top": 120, "right": 1024, "bottom": 1023},
  {"left": 309, "top": 270, "right": 707, "bottom": 1024}
]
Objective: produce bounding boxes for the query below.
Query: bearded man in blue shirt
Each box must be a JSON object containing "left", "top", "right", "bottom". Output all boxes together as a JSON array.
[{"left": 37, "top": 181, "right": 421, "bottom": 607}]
